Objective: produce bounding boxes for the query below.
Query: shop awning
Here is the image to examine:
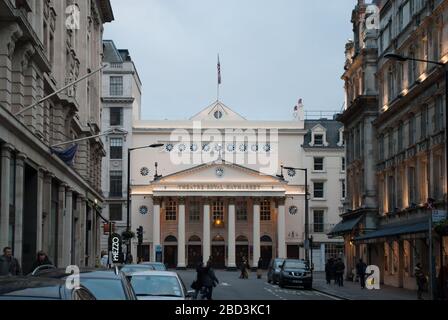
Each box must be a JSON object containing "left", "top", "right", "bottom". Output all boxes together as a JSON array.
[
  {"left": 355, "top": 219, "right": 429, "bottom": 242},
  {"left": 328, "top": 216, "right": 363, "bottom": 236}
]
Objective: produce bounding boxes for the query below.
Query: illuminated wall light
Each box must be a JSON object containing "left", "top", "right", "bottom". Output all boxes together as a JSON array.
[
  {"left": 418, "top": 73, "right": 428, "bottom": 82},
  {"left": 401, "top": 89, "right": 409, "bottom": 96},
  {"left": 382, "top": 105, "right": 389, "bottom": 112},
  {"left": 441, "top": 55, "right": 448, "bottom": 64}
]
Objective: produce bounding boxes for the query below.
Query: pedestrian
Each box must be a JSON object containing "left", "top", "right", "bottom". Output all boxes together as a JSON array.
[
  {"left": 0, "top": 247, "right": 22, "bottom": 276},
  {"left": 30, "top": 251, "right": 53, "bottom": 274},
  {"left": 330, "top": 257, "right": 337, "bottom": 285},
  {"left": 257, "top": 257, "right": 263, "bottom": 279},
  {"left": 356, "top": 259, "right": 368, "bottom": 289},
  {"left": 125, "top": 252, "right": 133, "bottom": 264},
  {"left": 415, "top": 263, "right": 427, "bottom": 300},
  {"left": 437, "top": 262, "right": 448, "bottom": 300},
  {"left": 325, "top": 258, "right": 334, "bottom": 285},
  {"left": 191, "top": 261, "right": 204, "bottom": 300},
  {"left": 100, "top": 251, "right": 109, "bottom": 267},
  {"left": 240, "top": 257, "right": 248, "bottom": 279},
  {"left": 199, "top": 261, "right": 219, "bottom": 300},
  {"left": 335, "top": 258, "right": 345, "bottom": 287}
]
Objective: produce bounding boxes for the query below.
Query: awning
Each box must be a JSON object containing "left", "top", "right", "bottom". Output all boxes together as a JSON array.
[
  {"left": 355, "top": 219, "right": 429, "bottom": 242},
  {"left": 328, "top": 216, "right": 363, "bottom": 236}
]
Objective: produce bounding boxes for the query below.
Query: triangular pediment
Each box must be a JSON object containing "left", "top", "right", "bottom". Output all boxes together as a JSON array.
[
  {"left": 190, "top": 101, "right": 247, "bottom": 121},
  {"left": 153, "top": 161, "right": 284, "bottom": 185}
]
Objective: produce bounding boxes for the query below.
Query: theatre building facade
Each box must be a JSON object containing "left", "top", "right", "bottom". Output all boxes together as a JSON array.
[{"left": 129, "top": 102, "right": 345, "bottom": 269}]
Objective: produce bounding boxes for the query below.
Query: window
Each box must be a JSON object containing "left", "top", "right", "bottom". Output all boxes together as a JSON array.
[
  {"left": 109, "top": 204, "right": 122, "bottom": 221},
  {"left": 408, "top": 167, "right": 416, "bottom": 206},
  {"left": 313, "top": 210, "right": 325, "bottom": 233},
  {"left": 313, "top": 182, "right": 324, "bottom": 199},
  {"left": 341, "top": 180, "right": 346, "bottom": 199},
  {"left": 314, "top": 157, "right": 324, "bottom": 171},
  {"left": 388, "top": 175, "right": 396, "bottom": 213},
  {"left": 110, "top": 76, "right": 123, "bottom": 96},
  {"left": 212, "top": 201, "right": 224, "bottom": 224},
  {"left": 379, "top": 135, "right": 385, "bottom": 161},
  {"left": 342, "top": 157, "right": 346, "bottom": 171},
  {"left": 110, "top": 138, "right": 123, "bottom": 159},
  {"left": 388, "top": 66, "right": 395, "bottom": 101},
  {"left": 189, "top": 201, "right": 200, "bottom": 222},
  {"left": 388, "top": 132, "right": 394, "bottom": 158},
  {"left": 409, "top": 116, "right": 416, "bottom": 145},
  {"left": 435, "top": 96, "right": 444, "bottom": 132},
  {"left": 260, "top": 200, "right": 271, "bottom": 221},
  {"left": 109, "top": 171, "right": 122, "bottom": 197},
  {"left": 236, "top": 201, "right": 247, "bottom": 221},
  {"left": 420, "top": 107, "right": 428, "bottom": 139},
  {"left": 314, "top": 134, "right": 324, "bottom": 146},
  {"left": 398, "top": 123, "right": 404, "bottom": 151},
  {"left": 110, "top": 108, "right": 123, "bottom": 126},
  {"left": 165, "top": 200, "right": 177, "bottom": 221},
  {"left": 408, "top": 47, "right": 417, "bottom": 85},
  {"left": 433, "top": 154, "right": 443, "bottom": 200}
]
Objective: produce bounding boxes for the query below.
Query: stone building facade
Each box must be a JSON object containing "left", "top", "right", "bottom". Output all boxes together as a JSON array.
[
  {"left": 0, "top": 0, "right": 113, "bottom": 273},
  {"left": 129, "top": 101, "right": 345, "bottom": 271},
  {"left": 335, "top": 0, "right": 448, "bottom": 291}
]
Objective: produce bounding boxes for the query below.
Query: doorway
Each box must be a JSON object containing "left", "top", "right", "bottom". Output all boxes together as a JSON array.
[
  {"left": 163, "top": 235, "right": 178, "bottom": 268},
  {"left": 211, "top": 245, "right": 225, "bottom": 269},
  {"left": 287, "top": 245, "right": 300, "bottom": 259}
]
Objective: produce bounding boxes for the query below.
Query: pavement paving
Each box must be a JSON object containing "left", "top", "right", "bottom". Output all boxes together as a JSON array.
[
  {"left": 312, "top": 272, "right": 429, "bottom": 300},
  {"left": 176, "top": 269, "right": 340, "bottom": 301}
]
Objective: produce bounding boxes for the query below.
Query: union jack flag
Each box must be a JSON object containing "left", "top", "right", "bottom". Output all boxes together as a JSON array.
[{"left": 218, "top": 55, "right": 221, "bottom": 85}]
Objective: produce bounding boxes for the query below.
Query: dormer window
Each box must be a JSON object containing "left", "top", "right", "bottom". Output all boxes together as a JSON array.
[
  {"left": 314, "top": 134, "right": 324, "bottom": 146},
  {"left": 309, "top": 124, "right": 329, "bottom": 147}
]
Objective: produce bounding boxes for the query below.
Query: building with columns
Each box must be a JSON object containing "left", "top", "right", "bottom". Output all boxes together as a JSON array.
[
  {"left": 0, "top": 0, "right": 114, "bottom": 273},
  {"left": 129, "top": 101, "right": 345, "bottom": 270}
]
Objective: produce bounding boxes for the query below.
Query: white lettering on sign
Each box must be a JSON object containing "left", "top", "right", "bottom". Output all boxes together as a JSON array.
[{"left": 112, "top": 236, "right": 120, "bottom": 262}]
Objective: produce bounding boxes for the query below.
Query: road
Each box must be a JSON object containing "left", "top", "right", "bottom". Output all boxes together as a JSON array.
[{"left": 176, "top": 270, "right": 340, "bottom": 300}]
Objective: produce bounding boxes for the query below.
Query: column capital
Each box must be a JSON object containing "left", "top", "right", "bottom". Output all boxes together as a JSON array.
[
  {"left": 178, "top": 197, "right": 186, "bottom": 205},
  {"left": 153, "top": 197, "right": 162, "bottom": 206},
  {"left": 77, "top": 194, "right": 86, "bottom": 201},
  {"left": 228, "top": 198, "right": 236, "bottom": 205},
  {"left": 277, "top": 198, "right": 286, "bottom": 206},
  {"left": 1, "top": 143, "right": 14, "bottom": 157},
  {"left": 16, "top": 152, "right": 27, "bottom": 162},
  {"left": 253, "top": 198, "right": 261, "bottom": 205}
]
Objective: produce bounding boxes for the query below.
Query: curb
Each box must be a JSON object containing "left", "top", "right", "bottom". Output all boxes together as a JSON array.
[{"left": 312, "top": 287, "right": 351, "bottom": 300}]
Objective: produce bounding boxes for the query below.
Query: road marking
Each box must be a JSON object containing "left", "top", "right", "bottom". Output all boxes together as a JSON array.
[
  {"left": 220, "top": 282, "right": 230, "bottom": 287},
  {"left": 314, "top": 291, "right": 343, "bottom": 301}
]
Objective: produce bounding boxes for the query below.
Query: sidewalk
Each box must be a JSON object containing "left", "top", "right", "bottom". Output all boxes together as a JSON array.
[{"left": 313, "top": 272, "right": 430, "bottom": 300}]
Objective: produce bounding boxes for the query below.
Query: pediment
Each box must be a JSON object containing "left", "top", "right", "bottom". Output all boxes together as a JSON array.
[
  {"left": 190, "top": 101, "right": 247, "bottom": 121},
  {"left": 154, "top": 161, "right": 284, "bottom": 185}
]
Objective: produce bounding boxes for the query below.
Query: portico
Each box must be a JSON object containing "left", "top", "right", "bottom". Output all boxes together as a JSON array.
[{"left": 132, "top": 161, "right": 301, "bottom": 269}]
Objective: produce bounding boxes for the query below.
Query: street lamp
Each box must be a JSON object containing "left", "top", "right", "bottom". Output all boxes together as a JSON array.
[
  {"left": 126, "top": 143, "right": 164, "bottom": 232},
  {"left": 384, "top": 52, "right": 447, "bottom": 300},
  {"left": 280, "top": 165, "right": 310, "bottom": 262}
]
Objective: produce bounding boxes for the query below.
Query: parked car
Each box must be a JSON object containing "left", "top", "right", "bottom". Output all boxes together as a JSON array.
[
  {"left": 120, "top": 264, "right": 156, "bottom": 276},
  {"left": 140, "top": 262, "right": 167, "bottom": 271},
  {"left": 267, "top": 258, "right": 285, "bottom": 284},
  {"left": 127, "top": 271, "right": 194, "bottom": 300},
  {"left": 278, "top": 259, "right": 312, "bottom": 290},
  {"left": 0, "top": 276, "right": 96, "bottom": 300},
  {"left": 32, "top": 268, "right": 137, "bottom": 300}
]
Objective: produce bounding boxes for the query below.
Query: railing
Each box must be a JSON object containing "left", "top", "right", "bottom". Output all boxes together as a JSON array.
[
  {"left": 305, "top": 111, "right": 341, "bottom": 120},
  {"left": 110, "top": 63, "right": 123, "bottom": 69}
]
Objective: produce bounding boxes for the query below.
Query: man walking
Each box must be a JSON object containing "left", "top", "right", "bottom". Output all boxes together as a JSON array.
[
  {"left": 200, "top": 261, "right": 219, "bottom": 300},
  {"left": 335, "top": 258, "right": 345, "bottom": 287},
  {"left": 415, "top": 263, "right": 427, "bottom": 300},
  {"left": 356, "top": 259, "right": 368, "bottom": 289},
  {"left": 325, "top": 258, "right": 334, "bottom": 285},
  {"left": 0, "top": 247, "right": 22, "bottom": 276}
]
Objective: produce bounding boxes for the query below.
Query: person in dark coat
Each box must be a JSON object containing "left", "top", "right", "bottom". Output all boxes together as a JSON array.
[
  {"left": 199, "top": 261, "right": 219, "bottom": 300},
  {"left": 192, "top": 261, "right": 204, "bottom": 300},
  {"left": 335, "top": 258, "right": 345, "bottom": 287},
  {"left": 257, "top": 257, "right": 263, "bottom": 279},
  {"left": 415, "top": 263, "right": 427, "bottom": 300},
  {"left": 30, "top": 251, "right": 53, "bottom": 274},
  {"left": 356, "top": 259, "right": 368, "bottom": 289},
  {"left": 0, "top": 247, "right": 22, "bottom": 276},
  {"left": 240, "top": 256, "right": 249, "bottom": 279},
  {"left": 325, "top": 258, "right": 334, "bottom": 285}
]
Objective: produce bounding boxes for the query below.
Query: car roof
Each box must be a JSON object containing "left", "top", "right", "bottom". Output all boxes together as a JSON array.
[
  {"left": 0, "top": 276, "right": 66, "bottom": 298},
  {"left": 35, "top": 268, "right": 122, "bottom": 280},
  {"left": 128, "top": 271, "right": 178, "bottom": 277}
]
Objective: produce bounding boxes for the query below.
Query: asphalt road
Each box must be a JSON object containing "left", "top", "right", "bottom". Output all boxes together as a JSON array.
[{"left": 176, "top": 270, "right": 340, "bottom": 300}]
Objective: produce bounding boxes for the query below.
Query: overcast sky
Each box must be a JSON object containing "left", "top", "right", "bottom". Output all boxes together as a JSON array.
[{"left": 104, "top": 0, "right": 356, "bottom": 121}]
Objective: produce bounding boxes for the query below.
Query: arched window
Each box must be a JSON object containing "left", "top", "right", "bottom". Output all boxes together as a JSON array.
[
  {"left": 236, "top": 235, "right": 249, "bottom": 242},
  {"left": 212, "top": 235, "right": 225, "bottom": 242},
  {"left": 260, "top": 235, "right": 273, "bottom": 243},
  {"left": 164, "top": 235, "right": 177, "bottom": 243},
  {"left": 188, "top": 235, "right": 201, "bottom": 242}
]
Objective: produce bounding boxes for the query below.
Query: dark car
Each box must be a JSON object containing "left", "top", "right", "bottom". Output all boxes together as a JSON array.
[
  {"left": 0, "top": 276, "right": 96, "bottom": 300},
  {"left": 278, "top": 259, "right": 312, "bottom": 290},
  {"left": 267, "top": 258, "right": 285, "bottom": 284},
  {"left": 32, "top": 268, "right": 137, "bottom": 300}
]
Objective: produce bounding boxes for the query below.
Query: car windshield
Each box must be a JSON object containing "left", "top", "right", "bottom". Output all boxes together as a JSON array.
[
  {"left": 150, "top": 264, "right": 166, "bottom": 271},
  {"left": 81, "top": 279, "right": 126, "bottom": 300},
  {"left": 130, "top": 275, "right": 182, "bottom": 297},
  {"left": 121, "top": 266, "right": 154, "bottom": 273},
  {"left": 283, "top": 261, "right": 309, "bottom": 270},
  {"left": 274, "top": 260, "right": 284, "bottom": 268}
]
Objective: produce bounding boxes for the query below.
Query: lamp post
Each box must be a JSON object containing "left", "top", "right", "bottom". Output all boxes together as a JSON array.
[
  {"left": 125, "top": 143, "right": 164, "bottom": 262},
  {"left": 281, "top": 166, "right": 310, "bottom": 262},
  {"left": 384, "top": 53, "right": 447, "bottom": 300}
]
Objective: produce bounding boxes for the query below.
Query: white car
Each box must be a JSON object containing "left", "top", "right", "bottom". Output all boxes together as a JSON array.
[{"left": 128, "top": 271, "right": 194, "bottom": 300}]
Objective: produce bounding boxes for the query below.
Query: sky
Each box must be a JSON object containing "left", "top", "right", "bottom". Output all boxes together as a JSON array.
[{"left": 104, "top": 0, "right": 357, "bottom": 121}]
